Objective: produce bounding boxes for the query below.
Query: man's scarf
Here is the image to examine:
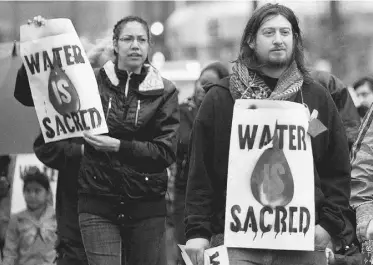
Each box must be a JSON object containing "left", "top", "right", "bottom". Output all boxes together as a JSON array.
[{"left": 229, "top": 60, "right": 304, "bottom": 101}]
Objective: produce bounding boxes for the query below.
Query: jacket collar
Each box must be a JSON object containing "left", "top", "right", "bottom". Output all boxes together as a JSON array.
[{"left": 102, "top": 60, "right": 164, "bottom": 94}]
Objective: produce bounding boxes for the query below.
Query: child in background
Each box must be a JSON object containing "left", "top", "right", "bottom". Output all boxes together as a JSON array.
[{"left": 2, "top": 167, "right": 57, "bottom": 265}]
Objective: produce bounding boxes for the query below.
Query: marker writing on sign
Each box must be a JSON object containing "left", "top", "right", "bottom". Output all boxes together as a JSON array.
[
  {"left": 229, "top": 205, "right": 311, "bottom": 240},
  {"left": 24, "top": 45, "right": 85, "bottom": 75},
  {"left": 238, "top": 124, "right": 307, "bottom": 150}
]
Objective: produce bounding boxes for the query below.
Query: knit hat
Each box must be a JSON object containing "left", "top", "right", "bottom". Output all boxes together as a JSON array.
[{"left": 22, "top": 167, "right": 50, "bottom": 191}]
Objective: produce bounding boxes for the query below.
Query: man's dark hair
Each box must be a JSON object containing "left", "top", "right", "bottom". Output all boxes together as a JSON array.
[
  {"left": 353, "top": 76, "right": 373, "bottom": 92},
  {"left": 237, "top": 3, "right": 311, "bottom": 82}
]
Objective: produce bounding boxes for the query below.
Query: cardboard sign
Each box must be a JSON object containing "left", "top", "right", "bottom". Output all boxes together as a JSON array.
[
  {"left": 224, "top": 99, "right": 315, "bottom": 251},
  {"left": 10, "top": 154, "right": 58, "bottom": 214},
  {"left": 204, "top": 246, "right": 229, "bottom": 265},
  {"left": 178, "top": 245, "right": 230, "bottom": 265},
  {"left": 20, "top": 19, "right": 108, "bottom": 143}
]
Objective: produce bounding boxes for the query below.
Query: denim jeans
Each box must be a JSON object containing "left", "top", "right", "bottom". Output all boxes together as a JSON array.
[
  {"left": 228, "top": 248, "right": 327, "bottom": 265},
  {"left": 79, "top": 213, "right": 165, "bottom": 265}
]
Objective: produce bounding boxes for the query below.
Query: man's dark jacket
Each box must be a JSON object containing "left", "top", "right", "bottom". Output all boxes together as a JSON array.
[{"left": 185, "top": 77, "right": 351, "bottom": 246}]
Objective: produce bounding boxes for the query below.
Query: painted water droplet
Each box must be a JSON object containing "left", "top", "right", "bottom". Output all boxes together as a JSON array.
[
  {"left": 48, "top": 65, "right": 80, "bottom": 115},
  {"left": 251, "top": 129, "right": 294, "bottom": 208}
]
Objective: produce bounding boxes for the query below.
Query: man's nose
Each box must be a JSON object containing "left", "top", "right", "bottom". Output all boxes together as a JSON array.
[{"left": 273, "top": 32, "right": 283, "bottom": 45}]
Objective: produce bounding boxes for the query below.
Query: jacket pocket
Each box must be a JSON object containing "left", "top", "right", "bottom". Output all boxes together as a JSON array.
[{"left": 125, "top": 170, "right": 168, "bottom": 199}]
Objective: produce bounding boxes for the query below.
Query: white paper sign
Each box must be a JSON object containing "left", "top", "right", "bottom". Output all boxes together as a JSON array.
[
  {"left": 178, "top": 245, "right": 230, "bottom": 265},
  {"left": 204, "top": 246, "right": 229, "bottom": 265},
  {"left": 20, "top": 19, "right": 108, "bottom": 143},
  {"left": 10, "top": 154, "right": 58, "bottom": 214},
  {"left": 224, "top": 99, "right": 315, "bottom": 251}
]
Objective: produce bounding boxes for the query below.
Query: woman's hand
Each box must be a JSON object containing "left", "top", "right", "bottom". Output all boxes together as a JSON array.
[
  {"left": 315, "top": 224, "right": 332, "bottom": 250},
  {"left": 83, "top": 132, "right": 120, "bottom": 152},
  {"left": 27, "top": 15, "right": 46, "bottom": 27}
]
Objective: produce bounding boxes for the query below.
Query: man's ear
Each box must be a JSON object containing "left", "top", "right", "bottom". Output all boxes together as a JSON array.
[{"left": 248, "top": 40, "right": 255, "bottom": 49}]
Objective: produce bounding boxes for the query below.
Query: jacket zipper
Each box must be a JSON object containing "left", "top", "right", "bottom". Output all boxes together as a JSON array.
[
  {"left": 135, "top": 100, "right": 140, "bottom": 126},
  {"left": 106, "top": 97, "right": 112, "bottom": 121}
]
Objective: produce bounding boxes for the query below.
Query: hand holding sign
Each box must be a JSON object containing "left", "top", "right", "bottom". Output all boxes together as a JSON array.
[
  {"left": 83, "top": 132, "right": 120, "bottom": 152},
  {"left": 27, "top": 15, "right": 46, "bottom": 26},
  {"left": 20, "top": 18, "right": 108, "bottom": 143},
  {"left": 185, "top": 238, "right": 210, "bottom": 265}
]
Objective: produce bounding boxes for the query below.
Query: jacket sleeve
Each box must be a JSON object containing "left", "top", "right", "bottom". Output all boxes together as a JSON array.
[
  {"left": 119, "top": 87, "right": 180, "bottom": 168},
  {"left": 2, "top": 216, "right": 19, "bottom": 265},
  {"left": 33, "top": 132, "right": 83, "bottom": 171},
  {"left": 317, "top": 91, "right": 352, "bottom": 238},
  {"left": 350, "top": 106, "right": 373, "bottom": 227},
  {"left": 184, "top": 90, "right": 215, "bottom": 241},
  {"left": 14, "top": 64, "right": 34, "bottom": 107}
]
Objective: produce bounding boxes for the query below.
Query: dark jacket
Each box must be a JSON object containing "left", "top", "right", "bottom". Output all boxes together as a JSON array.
[
  {"left": 33, "top": 134, "right": 84, "bottom": 245},
  {"left": 175, "top": 98, "right": 199, "bottom": 190},
  {"left": 78, "top": 61, "right": 179, "bottom": 222},
  {"left": 185, "top": 77, "right": 351, "bottom": 244},
  {"left": 311, "top": 70, "right": 361, "bottom": 150}
]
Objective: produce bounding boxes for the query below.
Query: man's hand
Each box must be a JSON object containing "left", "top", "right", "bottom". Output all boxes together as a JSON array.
[
  {"left": 325, "top": 247, "right": 335, "bottom": 264},
  {"left": 357, "top": 219, "right": 373, "bottom": 242},
  {"left": 83, "top": 132, "right": 120, "bottom": 152},
  {"left": 315, "top": 224, "right": 332, "bottom": 250},
  {"left": 185, "top": 238, "right": 209, "bottom": 265}
]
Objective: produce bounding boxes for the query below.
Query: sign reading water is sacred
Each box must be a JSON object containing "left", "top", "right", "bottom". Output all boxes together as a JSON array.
[
  {"left": 224, "top": 99, "right": 315, "bottom": 251},
  {"left": 20, "top": 19, "right": 108, "bottom": 143}
]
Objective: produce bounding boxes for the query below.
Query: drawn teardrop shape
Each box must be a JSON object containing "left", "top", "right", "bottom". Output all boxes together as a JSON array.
[
  {"left": 251, "top": 129, "right": 294, "bottom": 208},
  {"left": 48, "top": 65, "right": 80, "bottom": 115}
]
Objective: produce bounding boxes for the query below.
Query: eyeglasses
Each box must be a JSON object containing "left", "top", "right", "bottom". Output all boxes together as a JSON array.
[{"left": 118, "top": 36, "right": 148, "bottom": 44}]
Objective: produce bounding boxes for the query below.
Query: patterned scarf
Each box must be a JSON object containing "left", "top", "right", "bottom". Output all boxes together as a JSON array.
[{"left": 229, "top": 60, "right": 304, "bottom": 101}]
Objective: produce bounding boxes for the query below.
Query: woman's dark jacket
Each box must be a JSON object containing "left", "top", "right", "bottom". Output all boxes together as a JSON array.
[{"left": 78, "top": 61, "right": 180, "bottom": 222}]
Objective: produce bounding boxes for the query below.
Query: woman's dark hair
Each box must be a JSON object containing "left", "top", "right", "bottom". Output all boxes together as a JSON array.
[
  {"left": 237, "top": 3, "right": 311, "bottom": 82},
  {"left": 200, "top": 62, "right": 230, "bottom": 80},
  {"left": 22, "top": 167, "right": 50, "bottom": 192},
  {"left": 112, "top": 15, "right": 151, "bottom": 62}
]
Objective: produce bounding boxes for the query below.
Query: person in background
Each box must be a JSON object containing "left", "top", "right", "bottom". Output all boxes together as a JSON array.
[
  {"left": 0, "top": 156, "right": 11, "bottom": 260},
  {"left": 184, "top": 3, "right": 351, "bottom": 265},
  {"left": 350, "top": 100, "right": 373, "bottom": 257},
  {"left": 353, "top": 76, "right": 373, "bottom": 119},
  {"left": 172, "top": 62, "right": 229, "bottom": 265},
  {"left": 2, "top": 167, "right": 57, "bottom": 265},
  {"left": 311, "top": 70, "right": 361, "bottom": 150}
]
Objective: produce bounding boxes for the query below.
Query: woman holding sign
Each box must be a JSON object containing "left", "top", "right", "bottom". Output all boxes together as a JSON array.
[
  {"left": 15, "top": 15, "right": 179, "bottom": 265},
  {"left": 77, "top": 16, "right": 179, "bottom": 265}
]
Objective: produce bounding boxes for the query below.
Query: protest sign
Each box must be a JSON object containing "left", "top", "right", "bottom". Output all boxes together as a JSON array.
[
  {"left": 20, "top": 19, "right": 108, "bottom": 143},
  {"left": 10, "top": 154, "right": 58, "bottom": 214},
  {"left": 204, "top": 246, "right": 229, "bottom": 265},
  {"left": 224, "top": 99, "right": 315, "bottom": 251},
  {"left": 178, "top": 245, "right": 229, "bottom": 265}
]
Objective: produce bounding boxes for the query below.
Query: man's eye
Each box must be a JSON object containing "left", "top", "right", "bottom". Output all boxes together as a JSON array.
[
  {"left": 281, "top": 30, "right": 290, "bottom": 35},
  {"left": 263, "top": 31, "right": 274, "bottom": 36}
]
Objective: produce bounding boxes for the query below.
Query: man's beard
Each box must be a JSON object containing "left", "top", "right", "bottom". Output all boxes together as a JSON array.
[
  {"left": 255, "top": 50, "right": 291, "bottom": 69},
  {"left": 357, "top": 105, "right": 369, "bottom": 118}
]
